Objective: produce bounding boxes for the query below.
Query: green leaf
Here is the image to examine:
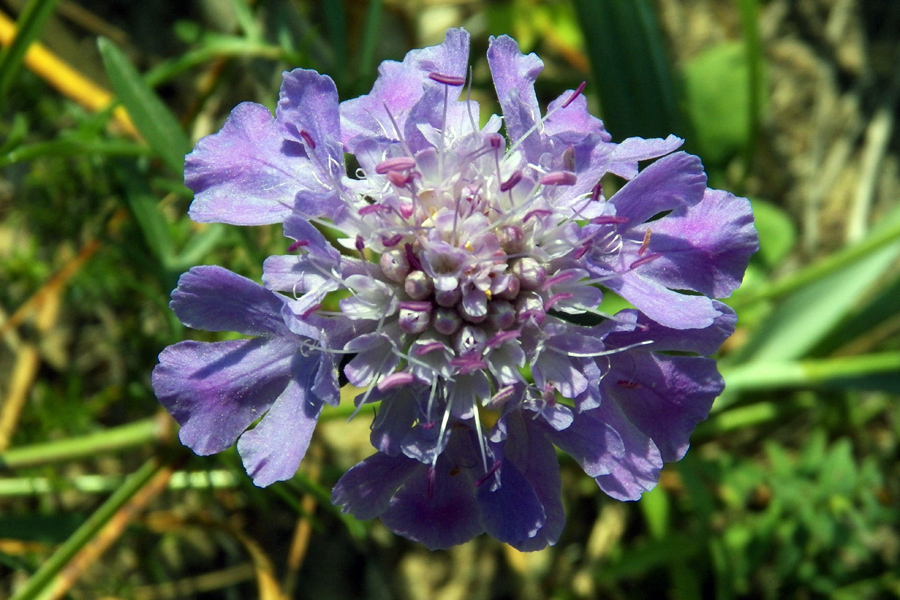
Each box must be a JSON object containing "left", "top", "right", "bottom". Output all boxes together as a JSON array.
[
  {"left": 97, "top": 37, "right": 191, "bottom": 174},
  {"left": 0, "top": 0, "right": 62, "bottom": 105},
  {"left": 571, "top": 0, "right": 684, "bottom": 139},
  {"left": 750, "top": 198, "right": 796, "bottom": 267},
  {"left": 683, "top": 42, "right": 755, "bottom": 164}
]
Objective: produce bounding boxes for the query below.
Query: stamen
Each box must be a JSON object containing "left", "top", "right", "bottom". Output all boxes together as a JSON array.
[
  {"left": 355, "top": 235, "right": 365, "bottom": 253},
  {"left": 375, "top": 156, "right": 416, "bottom": 175},
  {"left": 404, "top": 243, "right": 423, "bottom": 271},
  {"left": 562, "top": 146, "right": 576, "bottom": 172},
  {"left": 474, "top": 459, "right": 502, "bottom": 487},
  {"left": 300, "top": 302, "right": 321, "bottom": 319},
  {"left": 561, "top": 81, "right": 587, "bottom": 108},
  {"left": 629, "top": 253, "right": 662, "bottom": 269},
  {"left": 382, "top": 233, "right": 404, "bottom": 247},
  {"left": 358, "top": 203, "right": 392, "bottom": 216},
  {"left": 487, "top": 329, "right": 520, "bottom": 349},
  {"left": 376, "top": 372, "right": 416, "bottom": 391},
  {"left": 547, "top": 338, "right": 654, "bottom": 358},
  {"left": 542, "top": 270, "right": 577, "bottom": 291},
  {"left": 540, "top": 171, "right": 577, "bottom": 186},
  {"left": 487, "top": 133, "right": 504, "bottom": 149},
  {"left": 428, "top": 72, "right": 466, "bottom": 86},
  {"left": 638, "top": 228, "right": 652, "bottom": 256},
  {"left": 299, "top": 130, "right": 316, "bottom": 149},
  {"left": 287, "top": 240, "right": 309, "bottom": 252},
  {"left": 500, "top": 170, "right": 522, "bottom": 192},
  {"left": 449, "top": 355, "right": 489, "bottom": 375},
  {"left": 591, "top": 215, "right": 629, "bottom": 225},
  {"left": 387, "top": 171, "right": 414, "bottom": 187},
  {"left": 487, "top": 385, "right": 517, "bottom": 408},
  {"left": 591, "top": 181, "right": 604, "bottom": 201},
  {"left": 414, "top": 341, "right": 446, "bottom": 356},
  {"left": 523, "top": 208, "right": 552, "bottom": 223},
  {"left": 543, "top": 292, "right": 574, "bottom": 311}
]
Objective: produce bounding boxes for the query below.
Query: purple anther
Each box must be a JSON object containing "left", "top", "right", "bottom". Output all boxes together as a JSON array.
[
  {"left": 358, "top": 203, "right": 392, "bottom": 216},
  {"left": 414, "top": 341, "right": 446, "bottom": 356},
  {"left": 382, "top": 233, "right": 404, "bottom": 247},
  {"left": 487, "top": 329, "right": 520, "bottom": 349},
  {"left": 562, "top": 81, "right": 587, "bottom": 108},
  {"left": 591, "top": 215, "right": 629, "bottom": 225},
  {"left": 500, "top": 170, "right": 522, "bottom": 192},
  {"left": 449, "top": 355, "right": 488, "bottom": 376},
  {"left": 377, "top": 371, "right": 416, "bottom": 392},
  {"left": 375, "top": 156, "right": 416, "bottom": 175},
  {"left": 629, "top": 253, "right": 662, "bottom": 270},
  {"left": 355, "top": 235, "right": 365, "bottom": 253},
  {"left": 573, "top": 243, "right": 591, "bottom": 260},
  {"left": 523, "top": 209, "right": 552, "bottom": 223},
  {"left": 562, "top": 145, "right": 576, "bottom": 172},
  {"left": 591, "top": 181, "right": 603, "bottom": 201},
  {"left": 428, "top": 72, "right": 466, "bottom": 86},
  {"left": 542, "top": 270, "right": 577, "bottom": 291},
  {"left": 487, "top": 133, "right": 504, "bottom": 149},
  {"left": 398, "top": 203, "right": 415, "bottom": 219},
  {"left": 474, "top": 460, "right": 502, "bottom": 487},
  {"left": 544, "top": 292, "right": 574, "bottom": 311},
  {"left": 299, "top": 129, "right": 316, "bottom": 149},
  {"left": 404, "top": 243, "right": 423, "bottom": 271},
  {"left": 387, "top": 171, "right": 413, "bottom": 187},
  {"left": 287, "top": 240, "right": 309, "bottom": 252},
  {"left": 300, "top": 302, "right": 321, "bottom": 319},
  {"left": 540, "top": 171, "right": 577, "bottom": 186}
]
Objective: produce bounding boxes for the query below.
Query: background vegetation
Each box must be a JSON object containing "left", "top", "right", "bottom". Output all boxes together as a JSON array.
[{"left": 1, "top": 0, "right": 898, "bottom": 598}]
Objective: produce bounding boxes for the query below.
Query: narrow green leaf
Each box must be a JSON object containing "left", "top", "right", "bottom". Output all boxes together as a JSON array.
[
  {"left": 0, "top": 0, "right": 62, "bottom": 104},
  {"left": 10, "top": 459, "right": 164, "bottom": 600},
  {"left": 357, "top": 0, "right": 383, "bottom": 88},
  {"left": 322, "top": 1, "right": 348, "bottom": 87},
  {"left": 97, "top": 37, "right": 191, "bottom": 174},
  {"left": 571, "top": 0, "right": 684, "bottom": 139},
  {"left": 0, "top": 138, "right": 150, "bottom": 167}
]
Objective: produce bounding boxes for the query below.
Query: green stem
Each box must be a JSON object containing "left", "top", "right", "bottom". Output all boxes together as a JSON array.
[
  {"left": 0, "top": 418, "right": 164, "bottom": 470},
  {"left": 731, "top": 219, "right": 900, "bottom": 308},
  {"left": 721, "top": 351, "right": 900, "bottom": 392},
  {"left": 10, "top": 459, "right": 163, "bottom": 600}
]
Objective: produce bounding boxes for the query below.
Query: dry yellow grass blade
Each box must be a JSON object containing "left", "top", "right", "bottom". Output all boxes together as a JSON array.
[{"left": 0, "top": 8, "right": 137, "bottom": 138}]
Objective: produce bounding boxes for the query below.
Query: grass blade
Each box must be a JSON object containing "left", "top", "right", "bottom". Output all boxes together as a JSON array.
[{"left": 0, "top": 0, "right": 62, "bottom": 104}]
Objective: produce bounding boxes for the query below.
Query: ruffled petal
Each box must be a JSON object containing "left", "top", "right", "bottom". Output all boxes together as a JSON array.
[
  {"left": 608, "top": 135, "right": 684, "bottom": 179},
  {"left": 543, "top": 408, "right": 625, "bottom": 478},
  {"left": 237, "top": 356, "right": 324, "bottom": 486},
  {"left": 631, "top": 189, "right": 759, "bottom": 298},
  {"left": 610, "top": 152, "right": 707, "bottom": 225},
  {"left": 152, "top": 337, "right": 295, "bottom": 455},
  {"left": 477, "top": 456, "right": 546, "bottom": 547},
  {"left": 604, "top": 352, "right": 722, "bottom": 463},
  {"left": 186, "top": 102, "right": 318, "bottom": 225},
  {"left": 332, "top": 452, "right": 420, "bottom": 520},
  {"left": 487, "top": 35, "right": 544, "bottom": 162},
  {"left": 170, "top": 266, "right": 289, "bottom": 336},
  {"left": 340, "top": 28, "right": 470, "bottom": 152},
  {"left": 604, "top": 270, "right": 722, "bottom": 330},
  {"left": 604, "top": 304, "right": 736, "bottom": 356}
]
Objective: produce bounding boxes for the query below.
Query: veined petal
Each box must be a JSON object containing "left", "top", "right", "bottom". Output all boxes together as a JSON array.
[
  {"left": 186, "top": 102, "right": 318, "bottom": 225},
  {"left": 170, "top": 266, "right": 289, "bottom": 336},
  {"left": 604, "top": 270, "right": 722, "bottom": 330},
  {"left": 610, "top": 152, "right": 707, "bottom": 225},
  {"left": 237, "top": 356, "right": 324, "bottom": 486},
  {"left": 487, "top": 35, "right": 544, "bottom": 162},
  {"left": 608, "top": 135, "right": 684, "bottom": 180},
  {"left": 631, "top": 189, "right": 759, "bottom": 298},
  {"left": 152, "top": 337, "right": 295, "bottom": 455},
  {"left": 332, "top": 452, "right": 420, "bottom": 520},
  {"left": 605, "top": 352, "right": 721, "bottom": 463},
  {"left": 340, "top": 28, "right": 470, "bottom": 152}
]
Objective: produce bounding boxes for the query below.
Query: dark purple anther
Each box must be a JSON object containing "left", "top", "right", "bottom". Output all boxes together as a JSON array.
[
  {"left": 404, "top": 243, "right": 423, "bottom": 271},
  {"left": 500, "top": 170, "right": 522, "bottom": 192},
  {"left": 355, "top": 235, "right": 365, "bottom": 253},
  {"left": 428, "top": 72, "right": 466, "bottom": 86},
  {"left": 375, "top": 156, "right": 416, "bottom": 175},
  {"left": 287, "top": 240, "right": 309, "bottom": 252},
  {"left": 387, "top": 171, "right": 413, "bottom": 187},
  {"left": 487, "top": 133, "right": 504, "bottom": 149},
  {"left": 591, "top": 181, "right": 603, "bottom": 201},
  {"left": 523, "top": 209, "right": 552, "bottom": 223},
  {"left": 591, "top": 215, "right": 629, "bottom": 225},
  {"left": 561, "top": 81, "right": 586, "bottom": 108},
  {"left": 382, "top": 233, "right": 404, "bottom": 247},
  {"left": 299, "top": 129, "right": 316, "bottom": 149}
]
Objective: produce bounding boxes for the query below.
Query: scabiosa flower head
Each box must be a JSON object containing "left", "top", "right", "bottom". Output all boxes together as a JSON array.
[{"left": 155, "top": 28, "right": 758, "bottom": 550}]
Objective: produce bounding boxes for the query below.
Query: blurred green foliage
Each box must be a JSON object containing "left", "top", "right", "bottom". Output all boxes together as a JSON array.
[{"left": 1, "top": 0, "right": 898, "bottom": 598}]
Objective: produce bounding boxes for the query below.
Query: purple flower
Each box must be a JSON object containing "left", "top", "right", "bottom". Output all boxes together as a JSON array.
[{"left": 156, "top": 28, "right": 757, "bottom": 550}]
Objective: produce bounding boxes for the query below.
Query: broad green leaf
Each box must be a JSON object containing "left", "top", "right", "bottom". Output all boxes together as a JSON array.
[
  {"left": 750, "top": 198, "right": 796, "bottom": 267},
  {"left": 97, "top": 37, "right": 191, "bottom": 174},
  {"left": 683, "top": 42, "right": 755, "bottom": 164},
  {"left": 571, "top": 0, "right": 684, "bottom": 139}
]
